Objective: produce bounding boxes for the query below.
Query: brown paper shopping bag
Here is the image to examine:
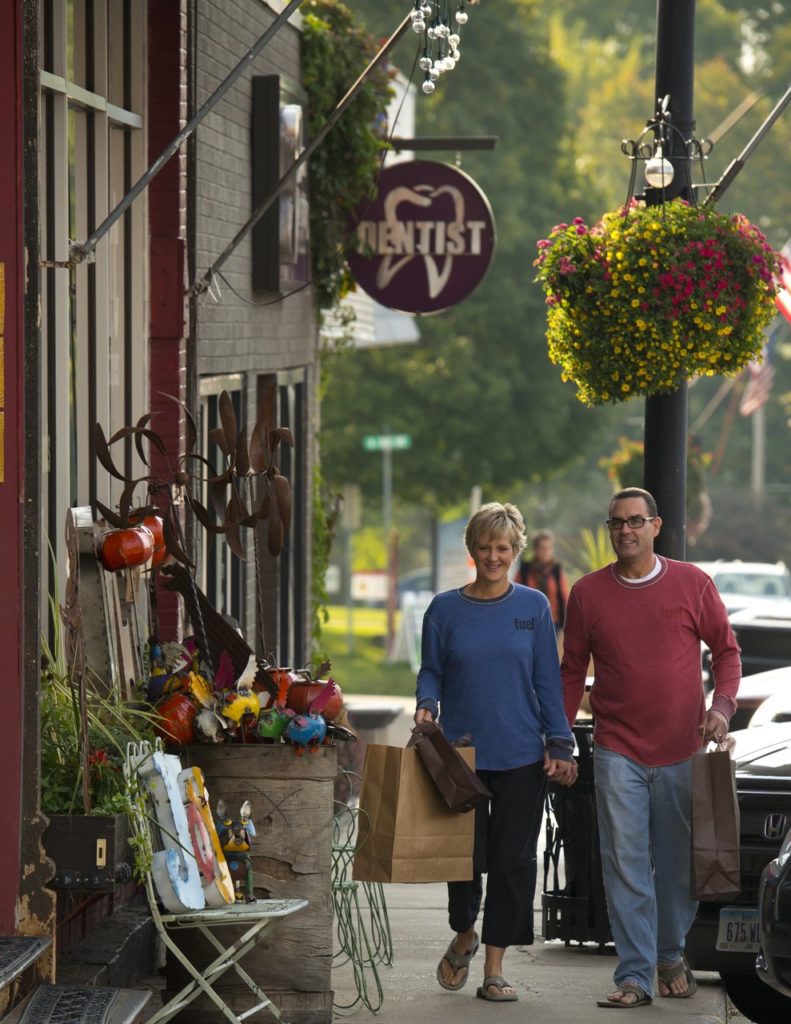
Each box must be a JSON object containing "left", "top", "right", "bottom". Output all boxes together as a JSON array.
[
  {"left": 352, "top": 743, "right": 476, "bottom": 883},
  {"left": 691, "top": 747, "right": 741, "bottom": 900}
]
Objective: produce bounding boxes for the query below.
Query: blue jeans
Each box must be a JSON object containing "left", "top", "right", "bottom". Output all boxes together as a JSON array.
[{"left": 594, "top": 746, "right": 699, "bottom": 997}]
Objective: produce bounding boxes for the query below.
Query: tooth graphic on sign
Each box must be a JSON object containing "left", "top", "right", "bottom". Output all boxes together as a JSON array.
[
  {"left": 376, "top": 184, "right": 465, "bottom": 299},
  {"left": 347, "top": 160, "right": 495, "bottom": 315}
]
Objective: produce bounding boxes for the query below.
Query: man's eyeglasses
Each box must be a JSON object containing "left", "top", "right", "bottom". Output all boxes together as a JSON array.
[{"left": 606, "top": 516, "right": 657, "bottom": 531}]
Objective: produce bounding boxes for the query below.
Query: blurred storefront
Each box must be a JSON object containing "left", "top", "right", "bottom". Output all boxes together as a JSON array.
[{"left": 2, "top": 0, "right": 318, "bottom": 959}]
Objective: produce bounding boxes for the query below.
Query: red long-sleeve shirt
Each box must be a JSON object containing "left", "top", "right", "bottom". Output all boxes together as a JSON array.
[{"left": 561, "top": 557, "right": 741, "bottom": 767}]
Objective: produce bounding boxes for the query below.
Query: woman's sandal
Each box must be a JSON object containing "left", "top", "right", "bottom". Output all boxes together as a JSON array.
[
  {"left": 657, "top": 956, "right": 697, "bottom": 998},
  {"left": 596, "top": 983, "right": 652, "bottom": 1009},
  {"left": 476, "top": 975, "right": 518, "bottom": 1002},
  {"left": 435, "top": 933, "right": 480, "bottom": 991}
]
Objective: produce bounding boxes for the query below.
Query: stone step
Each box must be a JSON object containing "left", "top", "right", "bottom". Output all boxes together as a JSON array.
[{"left": 4, "top": 984, "right": 150, "bottom": 1024}]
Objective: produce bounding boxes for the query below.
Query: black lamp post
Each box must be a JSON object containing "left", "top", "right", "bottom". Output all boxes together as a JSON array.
[{"left": 642, "top": 0, "right": 697, "bottom": 560}]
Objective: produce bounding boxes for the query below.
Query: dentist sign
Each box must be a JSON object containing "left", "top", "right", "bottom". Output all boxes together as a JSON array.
[{"left": 347, "top": 160, "right": 495, "bottom": 315}]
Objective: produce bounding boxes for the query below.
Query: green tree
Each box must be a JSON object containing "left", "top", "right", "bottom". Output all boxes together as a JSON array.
[
  {"left": 318, "top": 0, "right": 789, "bottom": 529},
  {"left": 542, "top": 0, "right": 791, "bottom": 514},
  {"left": 545, "top": 0, "right": 789, "bottom": 246},
  {"left": 320, "top": 0, "right": 618, "bottom": 511}
]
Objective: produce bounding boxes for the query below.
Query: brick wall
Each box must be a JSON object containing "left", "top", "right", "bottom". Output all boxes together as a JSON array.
[{"left": 193, "top": 0, "right": 317, "bottom": 662}]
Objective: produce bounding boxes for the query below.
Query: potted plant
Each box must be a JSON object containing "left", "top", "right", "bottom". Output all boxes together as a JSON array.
[
  {"left": 41, "top": 612, "right": 154, "bottom": 891},
  {"left": 533, "top": 199, "right": 781, "bottom": 406}
]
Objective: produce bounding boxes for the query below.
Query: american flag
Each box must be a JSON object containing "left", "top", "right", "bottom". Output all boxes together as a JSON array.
[
  {"left": 739, "top": 327, "right": 778, "bottom": 416},
  {"left": 776, "top": 242, "right": 791, "bottom": 324},
  {"left": 739, "top": 238, "right": 790, "bottom": 417}
]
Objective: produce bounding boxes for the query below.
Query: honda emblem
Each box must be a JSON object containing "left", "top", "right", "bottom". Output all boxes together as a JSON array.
[{"left": 764, "top": 813, "right": 788, "bottom": 841}]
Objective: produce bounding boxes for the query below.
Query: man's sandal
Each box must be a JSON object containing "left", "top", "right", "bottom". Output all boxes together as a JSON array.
[
  {"left": 657, "top": 956, "right": 697, "bottom": 998},
  {"left": 476, "top": 976, "right": 518, "bottom": 1002},
  {"left": 596, "top": 983, "right": 652, "bottom": 1008},
  {"left": 435, "top": 933, "right": 480, "bottom": 991}
]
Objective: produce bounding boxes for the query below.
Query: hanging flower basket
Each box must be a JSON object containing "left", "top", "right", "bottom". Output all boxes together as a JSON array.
[{"left": 534, "top": 200, "right": 781, "bottom": 406}]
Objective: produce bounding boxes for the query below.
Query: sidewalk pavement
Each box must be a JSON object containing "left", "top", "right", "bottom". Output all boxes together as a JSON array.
[{"left": 332, "top": 881, "right": 738, "bottom": 1024}]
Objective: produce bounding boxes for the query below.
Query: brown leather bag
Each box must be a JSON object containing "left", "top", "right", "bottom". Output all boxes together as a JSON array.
[{"left": 407, "top": 721, "right": 492, "bottom": 814}]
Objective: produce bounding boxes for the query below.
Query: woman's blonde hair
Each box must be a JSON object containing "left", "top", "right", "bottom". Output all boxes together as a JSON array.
[{"left": 464, "top": 502, "right": 527, "bottom": 556}]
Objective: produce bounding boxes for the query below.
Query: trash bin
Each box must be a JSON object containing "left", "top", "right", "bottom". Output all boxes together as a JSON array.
[{"left": 542, "top": 722, "right": 613, "bottom": 948}]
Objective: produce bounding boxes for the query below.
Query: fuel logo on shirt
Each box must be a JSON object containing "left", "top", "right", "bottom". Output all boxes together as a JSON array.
[{"left": 514, "top": 618, "right": 535, "bottom": 630}]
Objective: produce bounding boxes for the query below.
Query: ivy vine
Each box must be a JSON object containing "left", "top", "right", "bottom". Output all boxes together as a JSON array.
[{"left": 301, "top": 0, "right": 393, "bottom": 311}]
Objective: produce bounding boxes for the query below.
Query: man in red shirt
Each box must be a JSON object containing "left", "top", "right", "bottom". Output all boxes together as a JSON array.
[{"left": 561, "top": 487, "right": 740, "bottom": 1009}]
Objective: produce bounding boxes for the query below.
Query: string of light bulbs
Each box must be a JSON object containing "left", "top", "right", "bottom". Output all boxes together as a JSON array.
[{"left": 409, "top": 1, "right": 474, "bottom": 94}]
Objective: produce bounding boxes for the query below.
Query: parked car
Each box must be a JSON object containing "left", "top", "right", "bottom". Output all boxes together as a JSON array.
[
  {"left": 724, "top": 665, "right": 791, "bottom": 731},
  {"left": 702, "top": 602, "right": 791, "bottom": 690},
  {"left": 396, "top": 567, "right": 433, "bottom": 604},
  {"left": 730, "top": 604, "right": 791, "bottom": 678},
  {"left": 749, "top": 685, "right": 791, "bottom": 729},
  {"left": 685, "top": 725, "right": 791, "bottom": 1023},
  {"left": 757, "top": 824, "right": 791, "bottom": 1001},
  {"left": 695, "top": 560, "right": 791, "bottom": 616}
]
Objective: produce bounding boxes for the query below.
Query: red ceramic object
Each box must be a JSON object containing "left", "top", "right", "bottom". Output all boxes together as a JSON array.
[
  {"left": 256, "top": 667, "right": 300, "bottom": 708},
  {"left": 154, "top": 692, "right": 197, "bottom": 746},
  {"left": 130, "top": 513, "right": 167, "bottom": 567},
  {"left": 286, "top": 680, "right": 343, "bottom": 722},
  {"left": 100, "top": 525, "right": 154, "bottom": 571}
]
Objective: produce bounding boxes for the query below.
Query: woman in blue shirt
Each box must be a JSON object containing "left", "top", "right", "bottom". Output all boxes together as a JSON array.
[{"left": 416, "top": 502, "right": 577, "bottom": 1002}]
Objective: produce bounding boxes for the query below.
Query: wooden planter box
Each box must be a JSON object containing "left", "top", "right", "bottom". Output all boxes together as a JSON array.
[
  {"left": 44, "top": 813, "right": 132, "bottom": 891},
  {"left": 164, "top": 744, "right": 337, "bottom": 1024}
]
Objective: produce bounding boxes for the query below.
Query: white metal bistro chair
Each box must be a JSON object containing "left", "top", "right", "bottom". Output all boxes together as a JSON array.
[{"left": 126, "top": 742, "right": 307, "bottom": 1024}]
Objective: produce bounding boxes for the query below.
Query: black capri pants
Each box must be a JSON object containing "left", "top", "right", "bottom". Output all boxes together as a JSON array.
[{"left": 447, "top": 760, "right": 546, "bottom": 948}]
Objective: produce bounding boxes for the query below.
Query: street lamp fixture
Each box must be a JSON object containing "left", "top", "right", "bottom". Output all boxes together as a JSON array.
[
  {"left": 620, "top": 94, "right": 712, "bottom": 205},
  {"left": 644, "top": 143, "right": 674, "bottom": 189}
]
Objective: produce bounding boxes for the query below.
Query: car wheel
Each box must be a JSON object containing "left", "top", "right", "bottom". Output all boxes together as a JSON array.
[{"left": 722, "top": 972, "right": 791, "bottom": 1023}]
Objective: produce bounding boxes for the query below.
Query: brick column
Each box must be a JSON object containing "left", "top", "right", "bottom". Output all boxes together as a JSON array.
[{"left": 148, "top": 0, "right": 189, "bottom": 641}]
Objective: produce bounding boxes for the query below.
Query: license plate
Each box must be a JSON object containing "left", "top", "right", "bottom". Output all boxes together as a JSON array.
[{"left": 715, "top": 907, "right": 761, "bottom": 952}]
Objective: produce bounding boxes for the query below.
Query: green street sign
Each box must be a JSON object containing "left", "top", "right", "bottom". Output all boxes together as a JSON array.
[{"left": 362, "top": 433, "right": 412, "bottom": 452}]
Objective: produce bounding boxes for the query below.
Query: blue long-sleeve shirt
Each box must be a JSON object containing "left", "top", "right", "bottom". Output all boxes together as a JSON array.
[{"left": 415, "top": 583, "right": 574, "bottom": 771}]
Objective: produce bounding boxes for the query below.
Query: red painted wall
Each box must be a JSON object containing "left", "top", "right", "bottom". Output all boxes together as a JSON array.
[
  {"left": 148, "top": 0, "right": 188, "bottom": 641},
  {"left": 0, "top": 0, "right": 25, "bottom": 932}
]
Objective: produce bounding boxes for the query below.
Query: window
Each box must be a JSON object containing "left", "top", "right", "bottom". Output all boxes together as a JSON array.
[
  {"left": 198, "top": 377, "right": 245, "bottom": 627},
  {"left": 39, "top": 0, "right": 146, "bottom": 615},
  {"left": 197, "top": 372, "right": 306, "bottom": 667},
  {"left": 276, "top": 373, "right": 307, "bottom": 668}
]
